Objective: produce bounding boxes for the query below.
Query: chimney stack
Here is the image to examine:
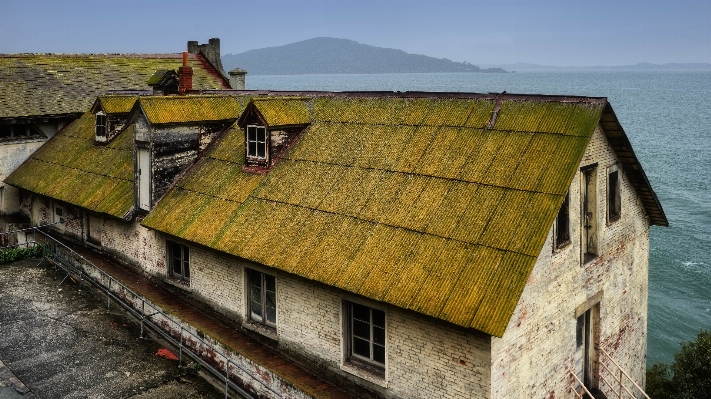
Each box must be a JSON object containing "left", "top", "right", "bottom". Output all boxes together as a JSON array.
[
  {"left": 228, "top": 68, "right": 247, "bottom": 90},
  {"left": 178, "top": 51, "right": 193, "bottom": 94}
]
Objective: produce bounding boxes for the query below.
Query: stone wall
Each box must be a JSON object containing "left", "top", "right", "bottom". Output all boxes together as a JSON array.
[
  {"left": 0, "top": 139, "right": 46, "bottom": 214},
  {"left": 490, "top": 124, "right": 650, "bottom": 398}
]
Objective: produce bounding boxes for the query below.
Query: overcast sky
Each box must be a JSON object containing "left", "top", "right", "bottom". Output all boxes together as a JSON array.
[{"left": 1, "top": 0, "right": 709, "bottom": 66}]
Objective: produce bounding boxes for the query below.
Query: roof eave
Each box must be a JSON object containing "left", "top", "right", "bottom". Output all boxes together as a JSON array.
[{"left": 600, "top": 103, "right": 668, "bottom": 226}]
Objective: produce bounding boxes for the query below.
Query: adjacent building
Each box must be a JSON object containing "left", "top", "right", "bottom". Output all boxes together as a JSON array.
[{"left": 4, "top": 89, "right": 667, "bottom": 398}]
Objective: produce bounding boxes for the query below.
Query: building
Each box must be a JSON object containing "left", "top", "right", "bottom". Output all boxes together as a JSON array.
[
  {"left": 0, "top": 39, "right": 235, "bottom": 217},
  {"left": 4, "top": 89, "right": 667, "bottom": 398}
]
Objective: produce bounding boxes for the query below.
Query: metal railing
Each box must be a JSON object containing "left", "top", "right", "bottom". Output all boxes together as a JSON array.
[
  {"left": 569, "top": 371, "right": 596, "bottom": 399},
  {"left": 598, "top": 348, "right": 650, "bottom": 399},
  {"left": 15, "top": 227, "right": 284, "bottom": 399}
]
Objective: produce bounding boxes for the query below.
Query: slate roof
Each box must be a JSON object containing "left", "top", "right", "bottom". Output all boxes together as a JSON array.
[
  {"left": 141, "top": 94, "right": 638, "bottom": 337},
  {"left": 240, "top": 97, "right": 311, "bottom": 127},
  {"left": 0, "top": 54, "right": 230, "bottom": 120}
]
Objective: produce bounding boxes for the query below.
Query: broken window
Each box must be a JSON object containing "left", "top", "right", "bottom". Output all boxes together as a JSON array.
[
  {"left": 167, "top": 240, "right": 190, "bottom": 284},
  {"left": 553, "top": 191, "right": 570, "bottom": 250},
  {"left": 346, "top": 301, "right": 386, "bottom": 369},
  {"left": 608, "top": 169, "right": 621, "bottom": 222},
  {"left": 247, "top": 269, "right": 276, "bottom": 327},
  {"left": 246, "top": 125, "right": 267, "bottom": 161},
  {"left": 95, "top": 112, "right": 107, "bottom": 141}
]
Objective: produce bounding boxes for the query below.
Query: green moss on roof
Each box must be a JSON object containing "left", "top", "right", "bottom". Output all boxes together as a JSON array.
[
  {"left": 139, "top": 96, "right": 245, "bottom": 125},
  {"left": 251, "top": 98, "right": 311, "bottom": 126},
  {"left": 143, "top": 96, "right": 606, "bottom": 337},
  {"left": 5, "top": 112, "right": 134, "bottom": 218},
  {"left": 98, "top": 95, "right": 138, "bottom": 114},
  {"left": 0, "top": 54, "right": 228, "bottom": 118}
]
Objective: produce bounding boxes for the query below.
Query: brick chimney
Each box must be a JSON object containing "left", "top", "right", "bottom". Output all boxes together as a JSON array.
[{"left": 178, "top": 51, "right": 193, "bottom": 94}]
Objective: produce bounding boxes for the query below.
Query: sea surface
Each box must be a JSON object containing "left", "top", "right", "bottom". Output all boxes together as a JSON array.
[{"left": 249, "top": 71, "right": 711, "bottom": 366}]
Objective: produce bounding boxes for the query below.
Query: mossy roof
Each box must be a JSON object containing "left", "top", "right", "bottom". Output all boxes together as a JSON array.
[
  {"left": 142, "top": 95, "right": 607, "bottom": 337},
  {"left": 136, "top": 95, "right": 245, "bottom": 125},
  {"left": 96, "top": 95, "right": 139, "bottom": 115},
  {"left": 242, "top": 98, "right": 311, "bottom": 127},
  {"left": 0, "top": 54, "right": 229, "bottom": 119},
  {"left": 5, "top": 110, "right": 136, "bottom": 219}
]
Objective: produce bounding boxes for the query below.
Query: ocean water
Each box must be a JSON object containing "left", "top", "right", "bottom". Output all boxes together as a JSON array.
[{"left": 248, "top": 71, "right": 711, "bottom": 366}]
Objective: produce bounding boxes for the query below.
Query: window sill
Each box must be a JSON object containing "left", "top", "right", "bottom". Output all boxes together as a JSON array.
[
  {"left": 553, "top": 240, "right": 571, "bottom": 254},
  {"left": 583, "top": 252, "right": 598, "bottom": 265},
  {"left": 340, "top": 360, "right": 387, "bottom": 388},
  {"left": 607, "top": 215, "right": 621, "bottom": 226},
  {"left": 242, "top": 319, "right": 277, "bottom": 341},
  {"left": 165, "top": 276, "right": 191, "bottom": 291}
]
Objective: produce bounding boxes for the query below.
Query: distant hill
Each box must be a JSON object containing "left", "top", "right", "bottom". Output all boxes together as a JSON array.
[
  {"left": 222, "top": 38, "right": 506, "bottom": 75},
  {"left": 479, "top": 62, "right": 711, "bottom": 72}
]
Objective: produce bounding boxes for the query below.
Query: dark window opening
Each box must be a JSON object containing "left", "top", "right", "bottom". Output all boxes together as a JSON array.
[
  {"left": 347, "top": 302, "right": 386, "bottom": 367},
  {"left": 248, "top": 269, "right": 276, "bottom": 327},
  {"left": 576, "top": 314, "right": 585, "bottom": 348},
  {"left": 608, "top": 170, "right": 621, "bottom": 222},
  {"left": 246, "top": 125, "right": 267, "bottom": 161},
  {"left": 554, "top": 191, "right": 570, "bottom": 250},
  {"left": 95, "top": 112, "right": 107, "bottom": 138},
  {"left": 167, "top": 240, "right": 190, "bottom": 283}
]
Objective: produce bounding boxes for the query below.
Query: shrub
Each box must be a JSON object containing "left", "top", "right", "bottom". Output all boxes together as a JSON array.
[
  {"left": 647, "top": 330, "right": 711, "bottom": 399},
  {"left": 0, "top": 244, "right": 43, "bottom": 264}
]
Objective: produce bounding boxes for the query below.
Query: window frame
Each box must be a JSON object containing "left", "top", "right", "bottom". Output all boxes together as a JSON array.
[
  {"left": 553, "top": 191, "right": 571, "bottom": 250},
  {"left": 95, "top": 111, "right": 107, "bottom": 141},
  {"left": 166, "top": 240, "right": 190, "bottom": 284},
  {"left": 246, "top": 268, "right": 277, "bottom": 328},
  {"left": 246, "top": 125, "right": 268, "bottom": 162},
  {"left": 607, "top": 168, "right": 621, "bottom": 223},
  {"left": 344, "top": 301, "right": 386, "bottom": 371}
]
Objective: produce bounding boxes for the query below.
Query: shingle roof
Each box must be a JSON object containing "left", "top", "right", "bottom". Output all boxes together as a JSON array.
[
  {"left": 5, "top": 110, "right": 135, "bottom": 219},
  {"left": 0, "top": 54, "right": 229, "bottom": 119},
  {"left": 142, "top": 95, "right": 608, "bottom": 337}
]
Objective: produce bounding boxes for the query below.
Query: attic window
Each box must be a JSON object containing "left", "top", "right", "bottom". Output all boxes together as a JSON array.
[
  {"left": 246, "top": 125, "right": 267, "bottom": 161},
  {"left": 95, "top": 112, "right": 107, "bottom": 142}
]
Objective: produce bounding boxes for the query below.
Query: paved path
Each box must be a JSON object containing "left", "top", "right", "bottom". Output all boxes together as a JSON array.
[{"left": 0, "top": 258, "right": 224, "bottom": 399}]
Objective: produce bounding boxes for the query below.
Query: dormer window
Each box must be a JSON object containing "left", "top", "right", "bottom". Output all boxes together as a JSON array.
[
  {"left": 246, "top": 125, "right": 268, "bottom": 161},
  {"left": 95, "top": 111, "right": 107, "bottom": 143}
]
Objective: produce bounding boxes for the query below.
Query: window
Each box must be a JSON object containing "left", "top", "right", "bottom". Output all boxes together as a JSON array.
[
  {"left": 95, "top": 112, "right": 107, "bottom": 139},
  {"left": 553, "top": 191, "right": 570, "bottom": 250},
  {"left": 167, "top": 240, "right": 190, "bottom": 283},
  {"left": 53, "top": 205, "right": 64, "bottom": 223},
  {"left": 581, "top": 164, "right": 598, "bottom": 263},
  {"left": 608, "top": 169, "right": 621, "bottom": 222},
  {"left": 246, "top": 125, "right": 267, "bottom": 160},
  {"left": 247, "top": 269, "right": 276, "bottom": 327},
  {"left": 346, "top": 302, "right": 386, "bottom": 368}
]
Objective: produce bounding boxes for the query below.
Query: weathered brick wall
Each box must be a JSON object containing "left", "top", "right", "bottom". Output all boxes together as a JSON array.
[
  {"left": 101, "top": 219, "right": 161, "bottom": 274},
  {"left": 188, "top": 245, "right": 245, "bottom": 320},
  {"left": 1, "top": 140, "right": 46, "bottom": 214},
  {"left": 277, "top": 272, "right": 491, "bottom": 399},
  {"left": 490, "top": 124, "right": 650, "bottom": 398}
]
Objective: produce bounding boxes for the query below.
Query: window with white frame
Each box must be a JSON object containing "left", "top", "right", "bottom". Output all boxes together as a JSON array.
[
  {"left": 346, "top": 301, "right": 386, "bottom": 368},
  {"left": 246, "top": 125, "right": 267, "bottom": 160},
  {"left": 247, "top": 269, "right": 276, "bottom": 327},
  {"left": 167, "top": 240, "right": 190, "bottom": 283},
  {"left": 95, "top": 111, "right": 107, "bottom": 141}
]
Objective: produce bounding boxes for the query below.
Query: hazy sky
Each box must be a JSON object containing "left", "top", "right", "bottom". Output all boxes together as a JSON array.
[{"left": 1, "top": 0, "right": 709, "bottom": 66}]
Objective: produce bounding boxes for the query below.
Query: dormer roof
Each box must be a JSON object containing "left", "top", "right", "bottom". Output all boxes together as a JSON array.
[
  {"left": 91, "top": 95, "right": 139, "bottom": 115},
  {"left": 131, "top": 95, "right": 245, "bottom": 126},
  {"left": 238, "top": 97, "right": 311, "bottom": 128}
]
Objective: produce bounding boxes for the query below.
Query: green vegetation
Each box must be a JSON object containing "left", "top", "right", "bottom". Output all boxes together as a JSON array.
[
  {"left": 647, "top": 330, "right": 711, "bottom": 399},
  {"left": 0, "top": 245, "right": 43, "bottom": 264}
]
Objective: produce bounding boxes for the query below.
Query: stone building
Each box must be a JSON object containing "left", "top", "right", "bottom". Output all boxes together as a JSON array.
[
  {"left": 0, "top": 39, "right": 233, "bottom": 217},
  {"left": 4, "top": 90, "right": 667, "bottom": 398}
]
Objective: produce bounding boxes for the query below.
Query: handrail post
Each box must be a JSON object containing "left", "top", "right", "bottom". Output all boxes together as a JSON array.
[
  {"left": 225, "top": 359, "right": 229, "bottom": 399},
  {"left": 107, "top": 278, "right": 111, "bottom": 312}
]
